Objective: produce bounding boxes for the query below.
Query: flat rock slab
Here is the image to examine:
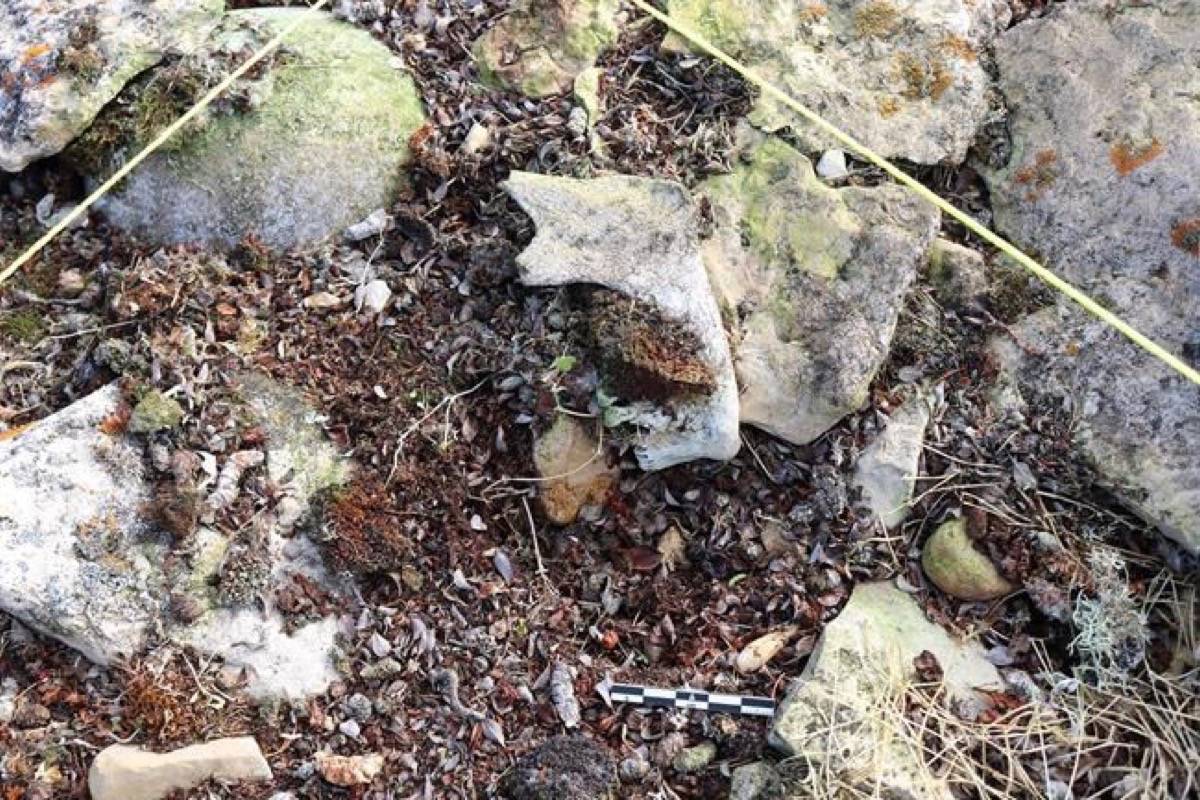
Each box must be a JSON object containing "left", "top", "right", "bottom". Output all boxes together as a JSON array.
[
  {"left": 853, "top": 394, "right": 930, "bottom": 529},
  {"left": 0, "top": 378, "right": 348, "bottom": 699},
  {"left": 666, "top": 0, "right": 1009, "bottom": 164},
  {"left": 0, "top": 0, "right": 223, "bottom": 171},
  {"left": 89, "top": 737, "right": 271, "bottom": 800},
  {"left": 983, "top": 2, "right": 1200, "bottom": 552},
  {"left": 93, "top": 8, "right": 426, "bottom": 251},
  {"left": 770, "top": 581, "right": 1001, "bottom": 799},
  {"left": 700, "top": 137, "right": 939, "bottom": 445},
  {"left": 0, "top": 384, "right": 160, "bottom": 664},
  {"left": 504, "top": 171, "right": 740, "bottom": 470},
  {"left": 474, "top": 0, "right": 619, "bottom": 98}
]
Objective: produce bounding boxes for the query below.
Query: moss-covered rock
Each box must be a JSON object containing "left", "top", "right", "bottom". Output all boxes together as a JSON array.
[
  {"left": 473, "top": 0, "right": 619, "bottom": 98},
  {"left": 90, "top": 8, "right": 426, "bottom": 250},
  {"left": 699, "top": 138, "right": 938, "bottom": 445},
  {"left": 922, "top": 517, "right": 1014, "bottom": 601},
  {"left": 0, "top": 0, "right": 223, "bottom": 172}
]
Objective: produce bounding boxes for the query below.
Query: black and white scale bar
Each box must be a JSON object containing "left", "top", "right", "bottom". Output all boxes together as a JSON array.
[{"left": 610, "top": 684, "right": 776, "bottom": 718}]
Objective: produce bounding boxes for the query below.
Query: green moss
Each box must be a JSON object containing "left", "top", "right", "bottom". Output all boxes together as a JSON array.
[
  {"left": 0, "top": 309, "right": 46, "bottom": 343},
  {"left": 129, "top": 390, "right": 185, "bottom": 434}
]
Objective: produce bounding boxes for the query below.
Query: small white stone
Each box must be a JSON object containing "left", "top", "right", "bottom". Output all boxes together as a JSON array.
[
  {"left": 355, "top": 280, "right": 392, "bottom": 314},
  {"left": 344, "top": 208, "right": 392, "bottom": 241},
  {"left": 816, "top": 149, "right": 848, "bottom": 180},
  {"left": 462, "top": 121, "right": 492, "bottom": 155},
  {"left": 369, "top": 632, "right": 392, "bottom": 658},
  {"left": 339, "top": 719, "right": 361, "bottom": 738}
]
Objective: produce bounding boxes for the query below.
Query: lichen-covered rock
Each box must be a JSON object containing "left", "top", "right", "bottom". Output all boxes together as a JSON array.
[
  {"left": 89, "top": 738, "right": 271, "bottom": 800},
  {"left": 474, "top": 0, "right": 619, "bottom": 98},
  {"left": 0, "top": 377, "right": 349, "bottom": 699},
  {"left": 534, "top": 416, "right": 617, "bottom": 524},
  {"left": 0, "top": 384, "right": 159, "bottom": 663},
  {"left": 922, "top": 517, "right": 1015, "bottom": 601},
  {"left": 503, "top": 171, "right": 740, "bottom": 470},
  {"left": 853, "top": 394, "right": 930, "bottom": 528},
  {"left": 769, "top": 582, "right": 1002, "bottom": 799},
  {"left": 666, "top": 0, "right": 1009, "bottom": 164},
  {"left": 501, "top": 736, "right": 617, "bottom": 800},
  {"left": 0, "top": 0, "right": 223, "bottom": 172},
  {"left": 928, "top": 238, "right": 988, "bottom": 308},
  {"left": 982, "top": 2, "right": 1200, "bottom": 552},
  {"left": 700, "top": 138, "right": 939, "bottom": 445},
  {"left": 90, "top": 8, "right": 426, "bottom": 250}
]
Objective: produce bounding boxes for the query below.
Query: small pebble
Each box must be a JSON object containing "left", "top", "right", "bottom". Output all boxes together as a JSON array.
[
  {"left": 355, "top": 280, "right": 392, "bottom": 314},
  {"left": 369, "top": 632, "right": 392, "bottom": 658},
  {"left": 339, "top": 719, "right": 361, "bottom": 738},
  {"left": 816, "top": 148, "right": 849, "bottom": 180}
]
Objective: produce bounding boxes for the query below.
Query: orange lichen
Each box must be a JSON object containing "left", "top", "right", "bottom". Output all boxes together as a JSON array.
[
  {"left": 877, "top": 96, "right": 902, "bottom": 117},
  {"left": 1110, "top": 138, "right": 1164, "bottom": 176},
  {"left": 0, "top": 422, "right": 35, "bottom": 442},
  {"left": 941, "top": 34, "right": 978, "bottom": 61},
  {"left": 798, "top": 2, "right": 828, "bottom": 22},
  {"left": 22, "top": 43, "right": 51, "bottom": 63},
  {"left": 1171, "top": 218, "right": 1200, "bottom": 257},
  {"left": 1015, "top": 149, "right": 1059, "bottom": 200},
  {"left": 855, "top": 1, "right": 900, "bottom": 38}
]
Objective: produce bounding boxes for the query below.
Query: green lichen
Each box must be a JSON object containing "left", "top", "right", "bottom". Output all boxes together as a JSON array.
[
  {"left": 705, "top": 138, "right": 860, "bottom": 282},
  {"left": 667, "top": 0, "right": 750, "bottom": 52}
]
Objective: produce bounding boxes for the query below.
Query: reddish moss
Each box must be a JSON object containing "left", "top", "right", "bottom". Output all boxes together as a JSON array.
[
  {"left": 1171, "top": 218, "right": 1200, "bottom": 257},
  {"left": 324, "top": 477, "right": 413, "bottom": 574},
  {"left": 1110, "top": 138, "right": 1164, "bottom": 176}
]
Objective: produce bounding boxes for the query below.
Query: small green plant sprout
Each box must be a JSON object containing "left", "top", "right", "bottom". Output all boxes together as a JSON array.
[
  {"left": 550, "top": 354, "right": 578, "bottom": 374},
  {"left": 1071, "top": 547, "right": 1150, "bottom": 683}
]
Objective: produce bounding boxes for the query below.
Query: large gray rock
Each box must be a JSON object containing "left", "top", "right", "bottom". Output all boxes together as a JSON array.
[
  {"left": 700, "top": 138, "right": 939, "bottom": 445},
  {"left": 983, "top": 2, "right": 1200, "bottom": 552},
  {"left": 666, "top": 0, "right": 1010, "bottom": 164},
  {"left": 473, "top": 0, "right": 619, "bottom": 98},
  {"left": 90, "top": 8, "right": 426, "bottom": 250},
  {"left": 0, "top": 377, "right": 349, "bottom": 699},
  {"left": 504, "top": 172, "right": 740, "bottom": 470},
  {"left": 769, "top": 582, "right": 1002, "bottom": 799},
  {"left": 0, "top": 0, "right": 223, "bottom": 172}
]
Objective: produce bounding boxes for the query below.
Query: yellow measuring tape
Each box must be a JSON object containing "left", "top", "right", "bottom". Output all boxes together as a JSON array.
[
  {"left": 627, "top": 0, "right": 1200, "bottom": 387},
  {"left": 1, "top": 0, "right": 1196, "bottom": 386},
  {"left": 0, "top": 0, "right": 328, "bottom": 288}
]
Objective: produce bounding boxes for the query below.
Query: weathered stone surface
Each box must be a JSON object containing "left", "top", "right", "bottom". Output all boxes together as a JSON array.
[
  {"left": 922, "top": 517, "right": 1015, "bottom": 601},
  {"left": 769, "top": 581, "right": 1001, "bottom": 799},
  {"left": 0, "top": 0, "right": 223, "bottom": 172},
  {"left": 928, "top": 238, "right": 988, "bottom": 308},
  {"left": 129, "top": 390, "right": 184, "bottom": 434},
  {"left": 0, "top": 384, "right": 158, "bottom": 664},
  {"left": 729, "top": 762, "right": 785, "bottom": 800},
  {"left": 500, "top": 735, "right": 617, "bottom": 800},
  {"left": 88, "top": 738, "right": 270, "bottom": 800},
  {"left": 853, "top": 394, "right": 930, "bottom": 528},
  {"left": 0, "top": 377, "right": 348, "bottom": 698},
  {"left": 666, "top": 0, "right": 1009, "bottom": 164},
  {"left": 314, "top": 752, "right": 384, "bottom": 787},
  {"left": 93, "top": 8, "right": 426, "bottom": 250},
  {"left": 700, "top": 138, "right": 939, "bottom": 444},
  {"left": 534, "top": 416, "right": 617, "bottom": 524},
  {"left": 474, "top": 0, "right": 619, "bottom": 98},
  {"left": 504, "top": 171, "right": 740, "bottom": 469},
  {"left": 983, "top": 2, "right": 1200, "bottom": 552}
]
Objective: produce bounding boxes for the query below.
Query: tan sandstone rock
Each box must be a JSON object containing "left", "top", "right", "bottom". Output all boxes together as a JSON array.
[{"left": 88, "top": 737, "right": 270, "bottom": 800}]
